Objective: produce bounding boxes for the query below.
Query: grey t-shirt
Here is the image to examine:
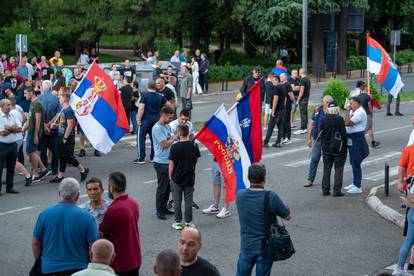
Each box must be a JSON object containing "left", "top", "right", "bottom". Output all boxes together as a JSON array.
[
  {"left": 78, "top": 199, "right": 111, "bottom": 225},
  {"left": 152, "top": 122, "right": 172, "bottom": 164},
  {"left": 358, "top": 93, "right": 372, "bottom": 116},
  {"left": 179, "top": 74, "right": 193, "bottom": 98}
]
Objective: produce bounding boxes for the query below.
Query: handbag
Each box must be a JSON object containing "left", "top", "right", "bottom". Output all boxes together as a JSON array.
[
  {"left": 183, "top": 98, "right": 193, "bottom": 110},
  {"left": 261, "top": 191, "right": 295, "bottom": 261}
]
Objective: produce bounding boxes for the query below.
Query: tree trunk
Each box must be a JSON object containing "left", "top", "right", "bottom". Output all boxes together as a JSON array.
[
  {"left": 75, "top": 37, "right": 83, "bottom": 63},
  {"left": 311, "top": 13, "right": 325, "bottom": 76},
  {"left": 337, "top": 5, "right": 348, "bottom": 74}
]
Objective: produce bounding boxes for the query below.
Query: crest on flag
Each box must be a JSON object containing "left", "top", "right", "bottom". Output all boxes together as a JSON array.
[{"left": 226, "top": 135, "right": 241, "bottom": 161}]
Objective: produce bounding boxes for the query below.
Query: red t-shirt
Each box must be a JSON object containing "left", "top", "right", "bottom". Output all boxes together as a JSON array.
[
  {"left": 7, "top": 63, "right": 18, "bottom": 70},
  {"left": 99, "top": 194, "right": 142, "bottom": 272},
  {"left": 400, "top": 144, "right": 414, "bottom": 177}
]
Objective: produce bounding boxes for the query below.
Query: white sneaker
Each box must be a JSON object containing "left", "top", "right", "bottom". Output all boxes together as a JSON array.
[
  {"left": 263, "top": 127, "right": 268, "bottom": 131},
  {"left": 301, "top": 129, "right": 308, "bottom": 134},
  {"left": 347, "top": 186, "right": 362, "bottom": 194},
  {"left": 344, "top": 183, "right": 355, "bottom": 190},
  {"left": 172, "top": 222, "right": 183, "bottom": 230},
  {"left": 282, "top": 138, "right": 291, "bottom": 144},
  {"left": 185, "top": 222, "right": 196, "bottom": 228},
  {"left": 293, "top": 130, "right": 302, "bottom": 135},
  {"left": 392, "top": 267, "right": 410, "bottom": 276},
  {"left": 202, "top": 204, "right": 220, "bottom": 214},
  {"left": 216, "top": 208, "right": 231, "bottom": 219}
]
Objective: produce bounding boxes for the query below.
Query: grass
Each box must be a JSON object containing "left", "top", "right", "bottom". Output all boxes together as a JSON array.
[
  {"left": 379, "top": 91, "right": 414, "bottom": 104},
  {"left": 100, "top": 35, "right": 137, "bottom": 48},
  {"left": 61, "top": 53, "right": 126, "bottom": 65}
]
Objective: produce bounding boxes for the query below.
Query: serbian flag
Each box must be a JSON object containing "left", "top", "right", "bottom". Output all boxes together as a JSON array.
[
  {"left": 367, "top": 34, "right": 404, "bottom": 97},
  {"left": 271, "top": 65, "right": 288, "bottom": 77},
  {"left": 70, "top": 61, "right": 129, "bottom": 154},
  {"left": 196, "top": 105, "right": 251, "bottom": 202},
  {"left": 228, "top": 80, "right": 262, "bottom": 162}
]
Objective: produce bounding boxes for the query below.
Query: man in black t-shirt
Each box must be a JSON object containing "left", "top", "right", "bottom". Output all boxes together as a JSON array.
[
  {"left": 178, "top": 227, "right": 221, "bottom": 276},
  {"left": 263, "top": 76, "right": 286, "bottom": 148},
  {"left": 156, "top": 77, "right": 176, "bottom": 111},
  {"left": 119, "top": 77, "right": 134, "bottom": 129},
  {"left": 288, "top": 69, "right": 301, "bottom": 128},
  {"left": 295, "top": 68, "right": 311, "bottom": 134},
  {"left": 121, "top": 59, "right": 136, "bottom": 83},
  {"left": 169, "top": 124, "right": 200, "bottom": 230},
  {"left": 280, "top": 73, "right": 295, "bottom": 143},
  {"left": 359, "top": 84, "right": 380, "bottom": 148}
]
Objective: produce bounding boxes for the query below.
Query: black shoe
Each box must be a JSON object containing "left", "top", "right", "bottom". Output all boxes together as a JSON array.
[
  {"left": 32, "top": 175, "right": 42, "bottom": 183},
  {"left": 263, "top": 143, "right": 269, "bottom": 148},
  {"left": 333, "top": 192, "right": 345, "bottom": 197},
  {"left": 192, "top": 201, "right": 200, "bottom": 209},
  {"left": 165, "top": 209, "right": 175, "bottom": 215},
  {"left": 80, "top": 168, "right": 90, "bottom": 182},
  {"left": 371, "top": 141, "right": 380, "bottom": 148},
  {"left": 167, "top": 200, "right": 174, "bottom": 210},
  {"left": 49, "top": 176, "right": 64, "bottom": 183},
  {"left": 322, "top": 191, "right": 331, "bottom": 196},
  {"left": 133, "top": 159, "right": 146, "bottom": 164},
  {"left": 25, "top": 176, "right": 32, "bottom": 186},
  {"left": 395, "top": 112, "right": 404, "bottom": 116},
  {"left": 39, "top": 169, "right": 51, "bottom": 179},
  {"left": 272, "top": 143, "right": 281, "bottom": 148},
  {"left": 386, "top": 112, "right": 393, "bottom": 116},
  {"left": 156, "top": 212, "right": 167, "bottom": 220},
  {"left": 407, "top": 263, "right": 414, "bottom": 270},
  {"left": 78, "top": 149, "right": 86, "bottom": 157},
  {"left": 6, "top": 188, "right": 19, "bottom": 194},
  {"left": 51, "top": 171, "right": 58, "bottom": 176},
  {"left": 94, "top": 150, "right": 101, "bottom": 157}
]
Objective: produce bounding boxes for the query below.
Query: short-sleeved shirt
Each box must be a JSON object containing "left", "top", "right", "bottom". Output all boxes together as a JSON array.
[
  {"left": 400, "top": 145, "right": 414, "bottom": 177},
  {"left": 158, "top": 87, "right": 175, "bottom": 102},
  {"left": 28, "top": 99, "right": 45, "bottom": 135},
  {"left": 119, "top": 85, "right": 133, "bottom": 111},
  {"left": 181, "top": 256, "right": 221, "bottom": 276},
  {"left": 99, "top": 195, "right": 141, "bottom": 272},
  {"left": 346, "top": 106, "right": 367, "bottom": 134},
  {"left": 288, "top": 77, "right": 301, "bottom": 96},
  {"left": 121, "top": 66, "right": 136, "bottom": 79},
  {"left": 33, "top": 203, "right": 99, "bottom": 274},
  {"left": 152, "top": 122, "right": 172, "bottom": 164},
  {"left": 280, "top": 82, "right": 293, "bottom": 108},
  {"left": 179, "top": 74, "right": 193, "bottom": 98},
  {"left": 169, "top": 141, "right": 201, "bottom": 185},
  {"left": 236, "top": 189, "right": 290, "bottom": 253},
  {"left": 139, "top": 92, "right": 166, "bottom": 122},
  {"left": 169, "top": 119, "right": 194, "bottom": 137},
  {"left": 358, "top": 93, "right": 372, "bottom": 116},
  {"left": 0, "top": 110, "right": 20, "bottom": 143},
  {"left": 272, "top": 84, "right": 286, "bottom": 111},
  {"left": 264, "top": 81, "right": 273, "bottom": 104},
  {"left": 38, "top": 92, "right": 60, "bottom": 124},
  {"left": 57, "top": 107, "right": 75, "bottom": 137},
  {"left": 79, "top": 199, "right": 112, "bottom": 225},
  {"left": 299, "top": 77, "right": 311, "bottom": 100},
  {"left": 17, "top": 65, "right": 29, "bottom": 79},
  {"left": 311, "top": 105, "right": 326, "bottom": 140}
]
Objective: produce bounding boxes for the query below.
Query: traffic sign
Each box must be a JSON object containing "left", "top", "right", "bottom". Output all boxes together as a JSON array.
[{"left": 390, "top": 30, "right": 401, "bottom": 46}]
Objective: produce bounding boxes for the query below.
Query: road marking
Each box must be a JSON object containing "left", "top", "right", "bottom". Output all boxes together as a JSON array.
[
  {"left": 364, "top": 166, "right": 398, "bottom": 181},
  {"left": 283, "top": 159, "right": 311, "bottom": 167},
  {"left": 375, "top": 124, "right": 412, "bottom": 135},
  {"left": 0, "top": 206, "right": 34, "bottom": 217},
  {"left": 192, "top": 101, "right": 209, "bottom": 104},
  {"left": 262, "top": 146, "right": 309, "bottom": 159},
  {"left": 144, "top": 179, "right": 157, "bottom": 184},
  {"left": 344, "top": 151, "right": 401, "bottom": 172}
]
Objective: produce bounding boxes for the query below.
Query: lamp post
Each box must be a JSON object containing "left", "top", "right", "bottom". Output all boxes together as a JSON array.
[{"left": 302, "top": 0, "right": 308, "bottom": 72}]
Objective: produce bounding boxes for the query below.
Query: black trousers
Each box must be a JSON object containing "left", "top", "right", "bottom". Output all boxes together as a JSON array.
[
  {"left": 199, "top": 73, "right": 208, "bottom": 92},
  {"left": 283, "top": 107, "right": 292, "bottom": 140},
  {"left": 299, "top": 99, "right": 308, "bottom": 130},
  {"left": 154, "top": 162, "right": 170, "bottom": 215},
  {"left": 322, "top": 152, "right": 347, "bottom": 194},
  {"left": 40, "top": 133, "right": 59, "bottom": 173},
  {"left": 43, "top": 268, "right": 82, "bottom": 276},
  {"left": 58, "top": 136, "right": 80, "bottom": 173},
  {"left": 0, "top": 142, "right": 17, "bottom": 192},
  {"left": 116, "top": 267, "right": 140, "bottom": 276},
  {"left": 387, "top": 93, "right": 400, "bottom": 113},
  {"left": 264, "top": 109, "right": 285, "bottom": 145},
  {"left": 137, "top": 120, "right": 156, "bottom": 160},
  {"left": 173, "top": 181, "right": 194, "bottom": 223}
]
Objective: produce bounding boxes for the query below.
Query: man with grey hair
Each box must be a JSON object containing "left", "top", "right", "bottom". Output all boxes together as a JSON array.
[
  {"left": 32, "top": 178, "right": 99, "bottom": 275},
  {"left": 154, "top": 249, "right": 181, "bottom": 276},
  {"left": 72, "top": 239, "right": 117, "bottom": 276},
  {"left": 304, "top": 95, "right": 332, "bottom": 187}
]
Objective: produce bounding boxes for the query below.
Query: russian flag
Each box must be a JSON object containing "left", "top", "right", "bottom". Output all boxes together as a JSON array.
[
  {"left": 196, "top": 105, "right": 251, "bottom": 202},
  {"left": 271, "top": 65, "right": 288, "bottom": 77},
  {"left": 70, "top": 61, "right": 129, "bottom": 154},
  {"left": 367, "top": 34, "right": 404, "bottom": 97},
  {"left": 228, "top": 80, "right": 262, "bottom": 163}
]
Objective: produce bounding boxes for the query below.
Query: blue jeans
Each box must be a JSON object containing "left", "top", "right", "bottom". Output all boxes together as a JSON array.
[
  {"left": 398, "top": 208, "right": 414, "bottom": 268},
  {"left": 307, "top": 140, "right": 322, "bottom": 182},
  {"left": 236, "top": 251, "right": 273, "bottom": 276},
  {"left": 348, "top": 145, "right": 362, "bottom": 188},
  {"left": 136, "top": 120, "right": 156, "bottom": 161},
  {"left": 130, "top": 110, "right": 138, "bottom": 134}
]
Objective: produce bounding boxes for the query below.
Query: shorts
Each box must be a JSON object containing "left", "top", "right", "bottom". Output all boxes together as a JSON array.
[
  {"left": 77, "top": 124, "right": 84, "bottom": 135},
  {"left": 26, "top": 134, "right": 39, "bottom": 153},
  {"left": 212, "top": 161, "right": 224, "bottom": 186},
  {"left": 264, "top": 103, "right": 271, "bottom": 115},
  {"left": 366, "top": 114, "right": 373, "bottom": 131}
]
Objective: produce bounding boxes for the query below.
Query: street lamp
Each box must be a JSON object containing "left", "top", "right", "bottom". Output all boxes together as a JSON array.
[{"left": 302, "top": 0, "right": 308, "bottom": 72}]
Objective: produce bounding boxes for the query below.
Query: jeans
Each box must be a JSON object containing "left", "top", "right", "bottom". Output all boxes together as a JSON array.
[
  {"left": 39, "top": 132, "right": 59, "bottom": 173},
  {"left": 264, "top": 109, "right": 285, "bottom": 145},
  {"left": 0, "top": 142, "right": 17, "bottom": 192},
  {"left": 307, "top": 140, "right": 322, "bottom": 182},
  {"left": 136, "top": 120, "right": 156, "bottom": 161},
  {"left": 236, "top": 251, "right": 273, "bottom": 276},
  {"left": 299, "top": 99, "right": 308, "bottom": 130},
  {"left": 387, "top": 93, "right": 400, "bottom": 113},
  {"left": 398, "top": 208, "right": 414, "bottom": 268},
  {"left": 58, "top": 136, "right": 79, "bottom": 173},
  {"left": 199, "top": 73, "right": 208, "bottom": 92},
  {"left": 153, "top": 162, "right": 170, "bottom": 215},
  {"left": 172, "top": 181, "right": 194, "bottom": 223},
  {"left": 130, "top": 110, "right": 138, "bottom": 134},
  {"left": 348, "top": 145, "right": 363, "bottom": 188},
  {"left": 322, "top": 152, "right": 347, "bottom": 194}
]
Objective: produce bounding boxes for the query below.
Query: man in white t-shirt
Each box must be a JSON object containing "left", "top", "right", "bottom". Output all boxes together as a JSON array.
[
  {"left": 344, "top": 96, "right": 369, "bottom": 194},
  {"left": 169, "top": 109, "right": 194, "bottom": 140}
]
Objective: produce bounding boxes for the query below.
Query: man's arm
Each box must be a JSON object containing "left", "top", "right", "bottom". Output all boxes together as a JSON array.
[
  {"left": 160, "top": 135, "right": 178, "bottom": 149},
  {"left": 307, "top": 121, "right": 314, "bottom": 148},
  {"left": 297, "top": 85, "right": 304, "bottom": 103},
  {"left": 288, "top": 91, "right": 295, "bottom": 102},
  {"left": 32, "top": 237, "right": 41, "bottom": 260},
  {"left": 168, "top": 160, "right": 174, "bottom": 180},
  {"left": 34, "top": 112, "right": 41, "bottom": 144},
  {"left": 136, "top": 103, "right": 145, "bottom": 126},
  {"left": 186, "top": 84, "right": 192, "bottom": 99},
  {"left": 344, "top": 110, "right": 354, "bottom": 126},
  {"left": 271, "top": 95, "right": 279, "bottom": 117},
  {"left": 399, "top": 166, "right": 407, "bottom": 192}
]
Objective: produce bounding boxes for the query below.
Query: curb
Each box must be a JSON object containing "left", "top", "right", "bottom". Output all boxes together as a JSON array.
[{"left": 366, "top": 180, "right": 405, "bottom": 228}]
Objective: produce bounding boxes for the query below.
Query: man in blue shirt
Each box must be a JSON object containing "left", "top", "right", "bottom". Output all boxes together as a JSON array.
[
  {"left": 32, "top": 177, "right": 99, "bottom": 275},
  {"left": 38, "top": 80, "right": 60, "bottom": 175},
  {"left": 134, "top": 80, "right": 167, "bottom": 164},
  {"left": 152, "top": 106, "right": 177, "bottom": 220},
  {"left": 236, "top": 163, "right": 292, "bottom": 276}
]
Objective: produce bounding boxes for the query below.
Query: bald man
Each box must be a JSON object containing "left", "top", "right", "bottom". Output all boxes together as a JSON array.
[
  {"left": 72, "top": 239, "right": 116, "bottom": 276},
  {"left": 178, "top": 227, "right": 220, "bottom": 276},
  {"left": 154, "top": 249, "right": 181, "bottom": 276}
]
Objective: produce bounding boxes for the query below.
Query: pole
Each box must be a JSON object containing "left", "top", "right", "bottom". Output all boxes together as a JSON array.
[
  {"left": 302, "top": 0, "right": 308, "bottom": 72},
  {"left": 367, "top": 70, "right": 370, "bottom": 94},
  {"left": 384, "top": 163, "right": 389, "bottom": 196},
  {"left": 19, "top": 34, "right": 22, "bottom": 62},
  {"left": 393, "top": 32, "right": 397, "bottom": 63}
]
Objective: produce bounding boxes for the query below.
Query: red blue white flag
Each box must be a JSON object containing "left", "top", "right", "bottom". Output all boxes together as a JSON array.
[
  {"left": 196, "top": 105, "right": 251, "bottom": 202},
  {"left": 228, "top": 80, "right": 262, "bottom": 163},
  {"left": 367, "top": 34, "right": 404, "bottom": 97},
  {"left": 70, "top": 61, "right": 129, "bottom": 154}
]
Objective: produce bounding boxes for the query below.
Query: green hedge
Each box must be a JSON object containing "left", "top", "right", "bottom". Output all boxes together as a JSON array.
[
  {"left": 347, "top": 49, "right": 414, "bottom": 70},
  {"left": 322, "top": 78, "right": 349, "bottom": 109}
]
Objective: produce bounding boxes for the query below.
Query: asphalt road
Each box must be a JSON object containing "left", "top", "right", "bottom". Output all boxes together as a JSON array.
[{"left": 1, "top": 98, "right": 414, "bottom": 275}]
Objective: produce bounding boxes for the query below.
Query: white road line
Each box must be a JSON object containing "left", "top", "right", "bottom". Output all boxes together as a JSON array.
[
  {"left": 375, "top": 125, "right": 412, "bottom": 135},
  {"left": 144, "top": 179, "right": 157, "bottom": 184},
  {"left": 283, "top": 159, "right": 311, "bottom": 167},
  {"left": 344, "top": 151, "right": 401, "bottom": 172},
  {"left": 0, "top": 206, "right": 34, "bottom": 217},
  {"left": 262, "top": 146, "right": 309, "bottom": 159},
  {"left": 364, "top": 166, "right": 398, "bottom": 181}
]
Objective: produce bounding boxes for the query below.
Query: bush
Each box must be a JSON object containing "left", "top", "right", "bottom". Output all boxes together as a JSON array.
[
  {"left": 323, "top": 78, "right": 349, "bottom": 109},
  {"left": 208, "top": 64, "right": 273, "bottom": 82},
  {"left": 346, "top": 55, "right": 366, "bottom": 70},
  {"left": 396, "top": 49, "right": 414, "bottom": 65},
  {"left": 369, "top": 81, "right": 381, "bottom": 102},
  {"left": 217, "top": 49, "right": 246, "bottom": 65}
]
